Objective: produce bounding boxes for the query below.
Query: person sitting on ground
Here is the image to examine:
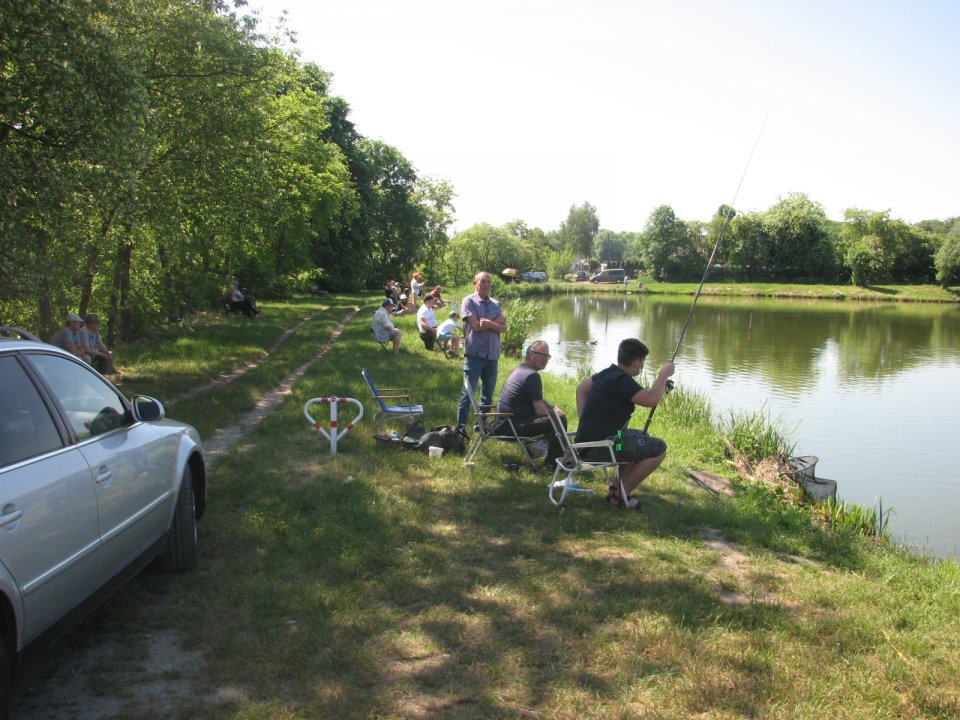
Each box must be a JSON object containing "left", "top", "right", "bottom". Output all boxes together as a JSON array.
[
  {"left": 574, "top": 338, "right": 675, "bottom": 510},
  {"left": 426, "top": 285, "right": 446, "bottom": 308},
  {"left": 79, "top": 314, "right": 116, "bottom": 374},
  {"left": 372, "top": 298, "right": 402, "bottom": 354},
  {"left": 435, "top": 310, "right": 463, "bottom": 357},
  {"left": 51, "top": 312, "right": 91, "bottom": 363},
  {"left": 416, "top": 293, "right": 439, "bottom": 349},
  {"left": 495, "top": 340, "right": 566, "bottom": 467},
  {"left": 225, "top": 281, "right": 260, "bottom": 318}
]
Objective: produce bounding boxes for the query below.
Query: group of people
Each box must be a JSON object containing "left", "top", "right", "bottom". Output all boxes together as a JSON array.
[
  {"left": 52, "top": 312, "right": 116, "bottom": 374},
  {"left": 454, "top": 271, "right": 675, "bottom": 510},
  {"left": 373, "top": 274, "right": 459, "bottom": 356},
  {"left": 372, "top": 269, "right": 676, "bottom": 509}
]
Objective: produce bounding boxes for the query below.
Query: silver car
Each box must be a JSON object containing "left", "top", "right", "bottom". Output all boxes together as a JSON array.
[{"left": 0, "top": 328, "right": 205, "bottom": 710}]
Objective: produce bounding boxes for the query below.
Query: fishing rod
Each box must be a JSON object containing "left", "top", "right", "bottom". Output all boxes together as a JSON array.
[{"left": 643, "top": 108, "right": 771, "bottom": 433}]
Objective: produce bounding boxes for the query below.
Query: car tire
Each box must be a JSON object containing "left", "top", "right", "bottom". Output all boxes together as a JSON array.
[
  {"left": 0, "top": 636, "right": 10, "bottom": 720},
  {"left": 159, "top": 467, "right": 198, "bottom": 572}
]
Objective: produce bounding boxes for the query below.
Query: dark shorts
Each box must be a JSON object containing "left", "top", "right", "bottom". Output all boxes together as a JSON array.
[{"left": 587, "top": 428, "right": 666, "bottom": 463}]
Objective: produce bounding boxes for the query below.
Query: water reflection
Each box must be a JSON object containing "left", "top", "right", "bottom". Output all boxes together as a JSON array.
[{"left": 532, "top": 294, "right": 960, "bottom": 557}]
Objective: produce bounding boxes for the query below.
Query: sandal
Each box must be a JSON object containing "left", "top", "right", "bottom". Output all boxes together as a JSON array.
[{"left": 606, "top": 486, "right": 641, "bottom": 510}]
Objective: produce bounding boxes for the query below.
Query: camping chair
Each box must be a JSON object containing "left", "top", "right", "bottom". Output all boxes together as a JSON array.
[
  {"left": 435, "top": 327, "right": 463, "bottom": 360},
  {"left": 461, "top": 377, "right": 537, "bottom": 469},
  {"left": 370, "top": 328, "right": 389, "bottom": 353},
  {"left": 545, "top": 404, "right": 620, "bottom": 506},
  {"left": 361, "top": 368, "right": 424, "bottom": 428}
]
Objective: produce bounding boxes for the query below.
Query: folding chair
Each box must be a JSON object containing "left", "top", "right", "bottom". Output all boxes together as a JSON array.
[
  {"left": 370, "top": 328, "right": 389, "bottom": 353},
  {"left": 360, "top": 368, "right": 424, "bottom": 428},
  {"left": 545, "top": 404, "right": 620, "bottom": 506},
  {"left": 461, "top": 377, "right": 537, "bottom": 468}
]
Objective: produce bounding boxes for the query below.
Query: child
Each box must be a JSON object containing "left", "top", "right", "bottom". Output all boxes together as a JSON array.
[{"left": 435, "top": 310, "right": 462, "bottom": 357}]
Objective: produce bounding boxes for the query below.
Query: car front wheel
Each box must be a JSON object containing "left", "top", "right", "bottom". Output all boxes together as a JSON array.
[{"left": 159, "top": 467, "right": 198, "bottom": 572}]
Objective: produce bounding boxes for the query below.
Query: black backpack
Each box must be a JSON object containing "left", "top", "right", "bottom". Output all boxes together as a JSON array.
[{"left": 415, "top": 425, "right": 466, "bottom": 454}]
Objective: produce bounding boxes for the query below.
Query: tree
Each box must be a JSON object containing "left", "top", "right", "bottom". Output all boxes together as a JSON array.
[
  {"left": 760, "top": 193, "right": 834, "bottom": 281},
  {"left": 935, "top": 234, "right": 960, "bottom": 289},
  {"left": 559, "top": 202, "right": 599, "bottom": 259},
  {"left": 640, "top": 205, "right": 700, "bottom": 280}
]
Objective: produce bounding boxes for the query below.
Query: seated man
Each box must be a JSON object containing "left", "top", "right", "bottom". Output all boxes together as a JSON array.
[
  {"left": 416, "top": 293, "right": 439, "bottom": 350},
  {"left": 575, "top": 338, "right": 675, "bottom": 510},
  {"left": 79, "top": 314, "right": 116, "bottom": 374},
  {"left": 372, "top": 298, "right": 402, "bottom": 354},
  {"left": 495, "top": 340, "right": 566, "bottom": 467},
  {"left": 435, "top": 310, "right": 462, "bottom": 357},
  {"left": 51, "top": 313, "right": 91, "bottom": 364},
  {"left": 225, "top": 281, "right": 260, "bottom": 318}
]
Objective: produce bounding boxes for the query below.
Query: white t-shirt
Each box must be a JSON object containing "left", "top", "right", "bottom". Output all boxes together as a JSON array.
[
  {"left": 416, "top": 304, "right": 437, "bottom": 332},
  {"left": 437, "top": 318, "right": 459, "bottom": 336},
  {"left": 410, "top": 277, "right": 423, "bottom": 297}
]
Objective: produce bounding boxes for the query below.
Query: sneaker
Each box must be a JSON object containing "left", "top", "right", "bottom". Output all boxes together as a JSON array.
[{"left": 525, "top": 438, "right": 549, "bottom": 459}]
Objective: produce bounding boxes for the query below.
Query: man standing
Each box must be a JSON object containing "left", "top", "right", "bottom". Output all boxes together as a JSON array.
[
  {"left": 79, "top": 314, "right": 116, "bottom": 374},
  {"left": 575, "top": 338, "right": 675, "bottom": 509},
  {"left": 372, "top": 298, "right": 402, "bottom": 354},
  {"left": 51, "top": 313, "right": 90, "bottom": 363},
  {"left": 456, "top": 271, "right": 507, "bottom": 431},
  {"left": 416, "top": 293, "right": 439, "bottom": 349},
  {"left": 496, "top": 340, "right": 566, "bottom": 466}
]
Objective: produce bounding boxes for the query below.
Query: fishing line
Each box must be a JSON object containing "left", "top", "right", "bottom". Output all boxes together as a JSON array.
[{"left": 643, "top": 105, "right": 772, "bottom": 433}]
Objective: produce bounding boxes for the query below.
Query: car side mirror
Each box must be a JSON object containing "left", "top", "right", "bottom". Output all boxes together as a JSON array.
[{"left": 131, "top": 395, "right": 165, "bottom": 422}]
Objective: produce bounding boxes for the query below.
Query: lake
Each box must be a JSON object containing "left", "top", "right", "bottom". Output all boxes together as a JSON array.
[{"left": 528, "top": 293, "right": 960, "bottom": 558}]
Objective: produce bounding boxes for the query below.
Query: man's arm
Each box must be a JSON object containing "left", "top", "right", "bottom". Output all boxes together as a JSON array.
[
  {"left": 477, "top": 313, "right": 507, "bottom": 333},
  {"left": 631, "top": 363, "right": 676, "bottom": 407},
  {"left": 575, "top": 377, "right": 593, "bottom": 417}
]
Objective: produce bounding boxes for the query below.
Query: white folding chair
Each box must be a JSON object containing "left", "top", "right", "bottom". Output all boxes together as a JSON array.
[
  {"left": 545, "top": 404, "right": 621, "bottom": 506},
  {"left": 461, "top": 377, "right": 537, "bottom": 468}
]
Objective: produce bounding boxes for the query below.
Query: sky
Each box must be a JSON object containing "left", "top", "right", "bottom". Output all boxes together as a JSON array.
[{"left": 250, "top": 0, "right": 960, "bottom": 234}]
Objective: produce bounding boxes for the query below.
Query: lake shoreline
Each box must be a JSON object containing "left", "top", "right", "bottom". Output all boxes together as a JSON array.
[{"left": 525, "top": 278, "right": 959, "bottom": 303}]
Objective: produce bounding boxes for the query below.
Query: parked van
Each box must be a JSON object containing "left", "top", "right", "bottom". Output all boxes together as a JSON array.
[{"left": 590, "top": 268, "right": 627, "bottom": 283}]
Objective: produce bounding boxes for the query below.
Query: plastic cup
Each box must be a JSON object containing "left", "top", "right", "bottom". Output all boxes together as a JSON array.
[{"left": 428, "top": 446, "right": 443, "bottom": 458}]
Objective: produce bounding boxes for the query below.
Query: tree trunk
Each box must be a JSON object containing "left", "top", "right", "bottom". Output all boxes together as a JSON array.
[
  {"left": 79, "top": 209, "right": 116, "bottom": 317},
  {"left": 34, "top": 228, "right": 53, "bottom": 340},
  {"left": 109, "top": 223, "right": 134, "bottom": 344}
]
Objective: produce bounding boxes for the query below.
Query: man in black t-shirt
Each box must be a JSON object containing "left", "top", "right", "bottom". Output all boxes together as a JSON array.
[
  {"left": 575, "top": 338, "right": 675, "bottom": 509},
  {"left": 496, "top": 340, "right": 566, "bottom": 466}
]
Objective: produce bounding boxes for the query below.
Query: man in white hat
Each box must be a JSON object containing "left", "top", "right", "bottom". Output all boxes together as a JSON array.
[{"left": 51, "top": 312, "right": 91, "bottom": 363}]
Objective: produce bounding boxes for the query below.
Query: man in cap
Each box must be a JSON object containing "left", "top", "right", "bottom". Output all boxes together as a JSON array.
[
  {"left": 410, "top": 272, "right": 424, "bottom": 308},
  {"left": 80, "top": 314, "right": 115, "bottom": 374},
  {"left": 51, "top": 313, "right": 90, "bottom": 363},
  {"left": 372, "top": 298, "right": 402, "bottom": 354}
]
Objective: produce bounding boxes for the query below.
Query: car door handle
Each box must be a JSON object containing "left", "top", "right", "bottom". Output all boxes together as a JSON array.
[
  {"left": 96, "top": 467, "right": 113, "bottom": 484},
  {"left": 0, "top": 504, "right": 23, "bottom": 529}
]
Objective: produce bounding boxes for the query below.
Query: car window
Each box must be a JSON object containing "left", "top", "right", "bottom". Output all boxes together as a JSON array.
[
  {"left": 29, "top": 353, "right": 129, "bottom": 441},
  {"left": 0, "top": 356, "right": 64, "bottom": 467}
]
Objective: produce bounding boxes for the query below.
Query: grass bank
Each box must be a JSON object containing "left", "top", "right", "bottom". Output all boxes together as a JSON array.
[
  {"left": 485, "top": 278, "right": 959, "bottom": 303},
  {"left": 42, "top": 296, "right": 960, "bottom": 718}
]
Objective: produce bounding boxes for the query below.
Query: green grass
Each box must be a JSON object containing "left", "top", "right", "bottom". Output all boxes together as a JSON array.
[{"left": 59, "top": 295, "right": 960, "bottom": 719}]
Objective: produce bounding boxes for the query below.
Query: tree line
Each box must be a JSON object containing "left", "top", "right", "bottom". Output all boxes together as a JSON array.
[
  {"left": 4, "top": 1, "right": 957, "bottom": 344},
  {"left": 443, "top": 198, "right": 960, "bottom": 289}
]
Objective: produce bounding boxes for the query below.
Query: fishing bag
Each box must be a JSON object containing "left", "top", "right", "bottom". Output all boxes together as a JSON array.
[{"left": 415, "top": 425, "right": 466, "bottom": 455}]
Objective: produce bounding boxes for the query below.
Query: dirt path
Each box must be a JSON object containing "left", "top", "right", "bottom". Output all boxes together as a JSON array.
[{"left": 10, "top": 307, "right": 360, "bottom": 720}]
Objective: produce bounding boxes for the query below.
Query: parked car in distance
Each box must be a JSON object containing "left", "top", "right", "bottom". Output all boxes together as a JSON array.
[
  {"left": 0, "top": 327, "right": 206, "bottom": 713},
  {"left": 522, "top": 271, "right": 548, "bottom": 283},
  {"left": 590, "top": 268, "right": 628, "bottom": 283},
  {"left": 574, "top": 270, "right": 588, "bottom": 281}
]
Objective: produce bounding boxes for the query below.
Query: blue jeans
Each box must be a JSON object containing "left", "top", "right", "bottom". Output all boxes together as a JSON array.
[{"left": 457, "top": 354, "right": 499, "bottom": 428}]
